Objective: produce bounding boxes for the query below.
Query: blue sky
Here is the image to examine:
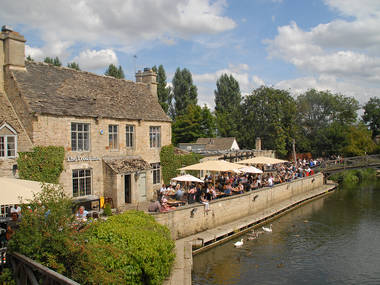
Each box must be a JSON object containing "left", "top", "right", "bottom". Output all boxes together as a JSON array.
[{"left": 1, "top": 0, "right": 379, "bottom": 108}]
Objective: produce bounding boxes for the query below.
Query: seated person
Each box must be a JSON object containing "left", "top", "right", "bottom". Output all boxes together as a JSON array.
[
  {"left": 6, "top": 212, "right": 19, "bottom": 240},
  {"left": 148, "top": 200, "right": 162, "bottom": 212},
  {"left": 224, "top": 183, "right": 233, "bottom": 195},
  {"left": 76, "top": 206, "right": 88, "bottom": 221},
  {"left": 175, "top": 186, "right": 184, "bottom": 201}
]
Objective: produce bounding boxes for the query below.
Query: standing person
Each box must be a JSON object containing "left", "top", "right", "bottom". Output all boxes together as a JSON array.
[
  {"left": 6, "top": 213, "right": 19, "bottom": 240},
  {"left": 10, "top": 204, "right": 22, "bottom": 217}
]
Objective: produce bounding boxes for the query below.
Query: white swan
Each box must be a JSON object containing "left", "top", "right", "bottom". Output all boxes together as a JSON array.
[
  {"left": 262, "top": 224, "right": 273, "bottom": 233},
  {"left": 234, "top": 239, "right": 244, "bottom": 247}
]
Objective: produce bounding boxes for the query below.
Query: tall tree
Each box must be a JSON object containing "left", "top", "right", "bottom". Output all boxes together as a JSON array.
[
  {"left": 342, "top": 123, "right": 377, "bottom": 156},
  {"left": 26, "top": 55, "right": 34, "bottom": 61},
  {"left": 44, "top": 56, "right": 62, "bottom": 67},
  {"left": 172, "top": 68, "right": 198, "bottom": 117},
  {"left": 152, "top": 65, "right": 171, "bottom": 113},
  {"left": 362, "top": 97, "right": 380, "bottom": 138},
  {"left": 214, "top": 74, "right": 242, "bottom": 137},
  {"left": 105, "top": 64, "right": 125, "bottom": 79},
  {"left": 200, "top": 105, "right": 216, "bottom": 138},
  {"left": 240, "top": 86, "right": 298, "bottom": 157},
  {"left": 67, "top": 62, "right": 80, "bottom": 71}
]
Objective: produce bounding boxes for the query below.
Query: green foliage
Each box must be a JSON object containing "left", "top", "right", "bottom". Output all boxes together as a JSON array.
[
  {"left": 362, "top": 97, "right": 380, "bottom": 138},
  {"left": 330, "top": 168, "right": 376, "bottom": 186},
  {"left": 105, "top": 64, "right": 125, "bottom": 79},
  {"left": 172, "top": 105, "right": 216, "bottom": 145},
  {"left": 77, "top": 211, "right": 175, "bottom": 285},
  {"left": 240, "top": 86, "right": 297, "bottom": 157},
  {"left": 44, "top": 56, "right": 62, "bottom": 67},
  {"left": 103, "top": 203, "right": 112, "bottom": 216},
  {"left": 160, "top": 145, "right": 203, "bottom": 184},
  {"left": 26, "top": 55, "right": 34, "bottom": 61},
  {"left": 152, "top": 65, "right": 172, "bottom": 113},
  {"left": 0, "top": 268, "right": 16, "bottom": 284},
  {"left": 214, "top": 74, "right": 242, "bottom": 137},
  {"left": 342, "top": 124, "right": 377, "bottom": 156},
  {"left": 67, "top": 62, "right": 81, "bottom": 71},
  {"left": 172, "top": 67, "right": 198, "bottom": 117},
  {"left": 17, "top": 146, "right": 65, "bottom": 183}
]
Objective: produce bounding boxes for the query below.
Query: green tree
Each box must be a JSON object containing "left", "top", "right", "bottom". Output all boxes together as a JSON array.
[
  {"left": 172, "top": 104, "right": 203, "bottom": 145},
  {"left": 26, "top": 55, "right": 34, "bottom": 61},
  {"left": 44, "top": 56, "right": 62, "bottom": 67},
  {"left": 67, "top": 62, "right": 81, "bottom": 71},
  {"left": 296, "top": 89, "right": 359, "bottom": 156},
  {"left": 342, "top": 124, "right": 377, "bottom": 156},
  {"left": 172, "top": 67, "right": 198, "bottom": 117},
  {"left": 105, "top": 64, "right": 125, "bottom": 79},
  {"left": 200, "top": 105, "right": 216, "bottom": 138},
  {"left": 214, "top": 74, "right": 242, "bottom": 137},
  {"left": 362, "top": 97, "right": 380, "bottom": 138},
  {"left": 152, "top": 65, "right": 171, "bottom": 113},
  {"left": 240, "top": 86, "right": 298, "bottom": 157}
]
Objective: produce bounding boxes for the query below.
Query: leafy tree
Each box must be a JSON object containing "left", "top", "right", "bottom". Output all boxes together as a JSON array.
[
  {"left": 44, "top": 56, "right": 62, "bottom": 67},
  {"left": 152, "top": 65, "right": 172, "bottom": 114},
  {"left": 214, "top": 74, "right": 242, "bottom": 137},
  {"left": 240, "top": 86, "right": 297, "bottom": 157},
  {"left": 67, "top": 62, "right": 81, "bottom": 71},
  {"left": 362, "top": 97, "right": 380, "bottom": 138},
  {"left": 342, "top": 124, "right": 377, "bottom": 156},
  {"left": 172, "top": 67, "right": 198, "bottom": 117},
  {"left": 172, "top": 104, "right": 203, "bottom": 145},
  {"left": 26, "top": 55, "right": 34, "bottom": 61},
  {"left": 296, "top": 89, "right": 359, "bottom": 156},
  {"left": 105, "top": 64, "right": 125, "bottom": 79},
  {"left": 200, "top": 105, "right": 216, "bottom": 138}
]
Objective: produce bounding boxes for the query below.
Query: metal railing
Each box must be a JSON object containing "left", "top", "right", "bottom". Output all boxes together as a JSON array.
[
  {"left": 9, "top": 252, "right": 80, "bottom": 285},
  {"left": 316, "top": 154, "right": 380, "bottom": 174}
]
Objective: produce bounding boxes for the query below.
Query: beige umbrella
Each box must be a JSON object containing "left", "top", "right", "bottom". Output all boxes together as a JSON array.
[
  {"left": 171, "top": 174, "right": 204, "bottom": 183},
  {"left": 238, "top": 166, "right": 263, "bottom": 174},
  {"left": 0, "top": 177, "right": 49, "bottom": 205},
  {"left": 238, "top": 156, "right": 288, "bottom": 165},
  {"left": 179, "top": 160, "right": 245, "bottom": 172}
]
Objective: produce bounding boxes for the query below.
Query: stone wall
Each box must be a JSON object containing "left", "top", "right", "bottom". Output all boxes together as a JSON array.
[{"left": 153, "top": 173, "right": 324, "bottom": 240}]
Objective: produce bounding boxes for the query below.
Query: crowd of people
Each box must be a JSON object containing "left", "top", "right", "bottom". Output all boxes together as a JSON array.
[{"left": 149, "top": 158, "right": 321, "bottom": 213}]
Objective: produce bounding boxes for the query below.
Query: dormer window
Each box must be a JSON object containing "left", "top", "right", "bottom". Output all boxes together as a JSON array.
[{"left": 0, "top": 123, "right": 17, "bottom": 158}]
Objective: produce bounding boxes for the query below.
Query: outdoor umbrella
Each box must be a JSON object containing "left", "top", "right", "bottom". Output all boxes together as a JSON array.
[
  {"left": 238, "top": 156, "right": 288, "bottom": 165},
  {"left": 171, "top": 174, "right": 204, "bottom": 183},
  {"left": 238, "top": 166, "right": 263, "bottom": 174},
  {"left": 179, "top": 160, "right": 245, "bottom": 172}
]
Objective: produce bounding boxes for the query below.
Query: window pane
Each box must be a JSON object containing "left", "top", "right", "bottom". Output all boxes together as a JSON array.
[
  {"left": 79, "top": 178, "right": 85, "bottom": 196},
  {"left": 71, "top": 123, "right": 76, "bottom": 131},
  {"left": 0, "top": 137, "right": 4, "bottom": 157},
  {"left": 73, "top": 170, "right": 78, "bottom": 178},
  {"left": 85, "top": 177, "right": 91, "bottom": 195}
]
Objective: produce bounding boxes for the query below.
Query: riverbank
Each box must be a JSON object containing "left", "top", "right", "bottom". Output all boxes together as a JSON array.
[{"left": 160, "top": 174, "right": 336, "bottom": 284}]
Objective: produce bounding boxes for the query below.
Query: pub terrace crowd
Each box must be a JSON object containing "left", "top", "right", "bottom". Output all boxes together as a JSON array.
[{"left": 149, "top": 158, "right": 322, "bottom": 213}]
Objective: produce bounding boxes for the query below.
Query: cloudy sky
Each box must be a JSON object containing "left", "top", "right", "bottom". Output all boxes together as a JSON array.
[{"left": 1, "top": 0, "right": 379, "bottom": 108}]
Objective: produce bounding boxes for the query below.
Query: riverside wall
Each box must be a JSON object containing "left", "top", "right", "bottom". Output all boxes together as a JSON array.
[{"left": 153, "top": 173, "right": 324, "bottom": 240}]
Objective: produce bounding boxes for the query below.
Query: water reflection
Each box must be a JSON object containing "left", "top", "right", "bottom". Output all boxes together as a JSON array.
[{"left": 193, "top": 182, "right": 380, "bottom": 285}]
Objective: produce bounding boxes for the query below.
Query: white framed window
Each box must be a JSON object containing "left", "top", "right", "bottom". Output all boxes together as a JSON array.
[
  {"left": 109, "top": 125, "right": 118, "bottom": 150},
  {"left": 151, "top": 163, "right": 160, "bottom": 184},
  {"left": 149, "top": 126, "right": 161, "bottom": 148},
  {"left": 126, "top": 125, "right": 134, "bottom": 148},
  {"left": 72, "top": 169, "right": 92, "bottom": 197},
  {"left": 0, "top": 123, "right": 17, "bottom": 159},
  {"left": 71, "top": 123, "right": 90, "bottom": 151}
]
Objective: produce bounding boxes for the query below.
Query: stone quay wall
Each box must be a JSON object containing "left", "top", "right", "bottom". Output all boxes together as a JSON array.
[{"left": 153, "top": 173, "right": 324, "bottom": 240}]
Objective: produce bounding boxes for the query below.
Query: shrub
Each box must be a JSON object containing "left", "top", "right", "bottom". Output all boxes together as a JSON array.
[
  {"left": 330, "top": 168, "right": 377, "bottom": 186},
  {"left": 17, "top": 146, "right": 65, "bottom": 183},
  {"left": 103, "top": 203, "right": 112, "bottom": 216}
]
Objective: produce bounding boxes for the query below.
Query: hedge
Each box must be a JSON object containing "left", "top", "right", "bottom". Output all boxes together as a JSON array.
[
  {"left": 160, "top": 145, "right": 203, "bottom": 184},
  {"left": 17, "top": 146, "right": 65, "bottom": 183}
]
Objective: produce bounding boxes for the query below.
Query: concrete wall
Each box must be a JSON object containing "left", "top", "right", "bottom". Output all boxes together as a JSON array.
[{"left": 153, "top": 173, "right": 324, "bottom": 240}]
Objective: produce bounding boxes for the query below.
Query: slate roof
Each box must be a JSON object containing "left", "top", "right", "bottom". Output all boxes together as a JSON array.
[
  {"left": 103, "top": 156, "right": 151, "bottom": 174},
  {"left": 195, "top": 137, "right": 237, "bottom": 151},
  {"left": 11, "top": 62, "right": 171, "bottom": 122}
]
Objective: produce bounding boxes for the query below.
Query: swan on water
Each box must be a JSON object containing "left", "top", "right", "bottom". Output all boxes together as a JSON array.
[
  {"left": 262, "top": 224, "right": 273, "bottom": 232},
  {"left": 234, "top": 239, "right": 244, "bottom": 247}
]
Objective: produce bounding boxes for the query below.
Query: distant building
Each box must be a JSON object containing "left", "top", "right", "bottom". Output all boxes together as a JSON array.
[
  {"left": 179, "top": 137, "right": 240, "bottom": 152},
  {"left": 0, "top": 27, "right": 171, "bottom": 209}
]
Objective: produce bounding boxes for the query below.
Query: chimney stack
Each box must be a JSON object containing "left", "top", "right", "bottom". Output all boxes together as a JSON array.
[
  {"left": 0, "top": 25, "right": 26, "bottom": 91},
  {"left": 255, "top": 137, "right": 262, "bottom": 151},
  {"left": 135, "top": 67, "right": 157, "bottom": 98}
]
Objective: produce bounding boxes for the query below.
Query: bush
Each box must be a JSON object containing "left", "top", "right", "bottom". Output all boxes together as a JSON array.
[
  {"left": 103, "top": 203, "right": 112, "bottom": 216},
  {"left": 17, "top": 146, "right": 65, "bottom": 183},
  {"left": 160, "top": 145, "right": 203, "bottom": 184},
  {"left": 330, "top": 168, "right": 377, "bottom": 186}
]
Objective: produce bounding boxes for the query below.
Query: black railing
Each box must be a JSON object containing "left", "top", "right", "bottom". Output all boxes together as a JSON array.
[{"left": 9, "top": 252, "right": 79, "bottom": 285}]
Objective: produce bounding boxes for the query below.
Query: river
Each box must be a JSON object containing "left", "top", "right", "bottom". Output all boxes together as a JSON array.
[{"left": 192, "top": 181, "right": 380, "bottom": 285}]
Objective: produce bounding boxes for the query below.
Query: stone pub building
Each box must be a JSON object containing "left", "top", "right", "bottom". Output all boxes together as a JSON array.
[{"left": 0, "top": 27, "right": 171, "bottom": 209}]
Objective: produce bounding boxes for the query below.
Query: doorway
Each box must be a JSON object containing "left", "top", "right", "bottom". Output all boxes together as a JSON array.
[
  {"left": 124, "top": 174, "right": 131, "bottom": 203},
  {"left": 137, "top": 172, "right": 147, "bottom": 202}
]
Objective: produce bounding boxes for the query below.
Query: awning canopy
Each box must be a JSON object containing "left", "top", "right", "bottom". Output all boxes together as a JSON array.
[
  {"left": 238, "top": 156, "right": 288, "bottom": 165},
  {"left": 103, "top": 156, "right": 151, "bottom": 174},
  {"left": 179, "top": 160, "right": 244, "bottom": 172},
  {"left": 238, "top": 166, "right": 263, "bottom": 174},
  {"left": 171, "top": 174, "right": 204, "bottom": 183},
  {"left": 0, "top": 177, "right": 46, "bottom": 205}
]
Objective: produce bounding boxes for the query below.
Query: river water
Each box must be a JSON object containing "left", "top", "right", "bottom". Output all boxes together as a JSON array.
[{"left": 192, "top": 181, "right": 380, "bottom": 285}]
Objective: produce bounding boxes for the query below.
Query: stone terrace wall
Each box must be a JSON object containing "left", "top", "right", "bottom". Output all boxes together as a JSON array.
[{"left": 153, "top": 173, "right": 324, "bottom": 240}]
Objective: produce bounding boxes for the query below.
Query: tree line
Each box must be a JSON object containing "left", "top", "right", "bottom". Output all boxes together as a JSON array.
[{"left": 27, "top": 55, "right": 379, "bottom": 158}]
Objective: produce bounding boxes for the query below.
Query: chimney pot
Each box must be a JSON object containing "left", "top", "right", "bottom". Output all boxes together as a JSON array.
[{"left": 1, "top": 25, "right": 13, "bottom": 32}]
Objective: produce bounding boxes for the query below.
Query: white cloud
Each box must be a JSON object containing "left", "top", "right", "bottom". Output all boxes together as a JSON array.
[
  {"left": 73, "top": 49, "right": 118, "bottom": 71},
  {"left": 264, "top": 0, "right": 380, "bottom": 103},
  {"left": 25, "top": 45, "right": 44, "bottom": 61},
  {"left": 1, "top": 0, "right": 236, "bottom": 56}
]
